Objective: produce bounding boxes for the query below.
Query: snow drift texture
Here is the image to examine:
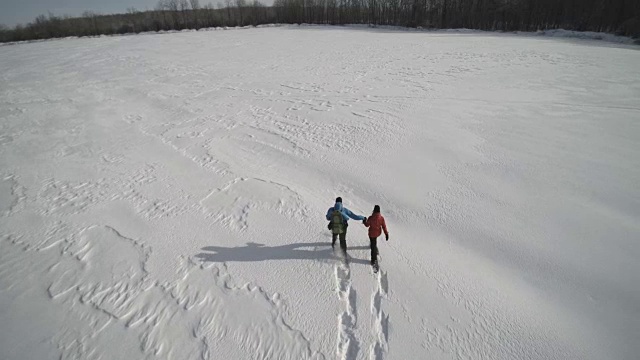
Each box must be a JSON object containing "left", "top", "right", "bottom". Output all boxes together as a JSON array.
[{"left": 0, "top": 27, "right": 639, "bottom": 360}]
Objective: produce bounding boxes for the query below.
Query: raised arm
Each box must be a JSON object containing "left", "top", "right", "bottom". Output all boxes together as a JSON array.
[{"left": 345, "top": 208, "right": 365, "bottom": 221}]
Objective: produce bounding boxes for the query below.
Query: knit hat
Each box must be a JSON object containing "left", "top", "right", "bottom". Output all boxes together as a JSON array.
[
  {"left": 335, "top": 197, "right": 342, "bottom": 203},
  {"left": 373, "top": 205, "right": 380, "bottom": 213}
]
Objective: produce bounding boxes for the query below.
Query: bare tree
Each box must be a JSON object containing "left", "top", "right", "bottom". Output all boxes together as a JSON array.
[
  {"left": 190, "top": 0, "right": 201, "bottom": 27},
  {"left": 166, "top": 0, "right": 181, "bottom": 28},
  {"left": 225, "top": 0, "right": 234, "bottom": 25},
  {"left": 155, "top": 1, "right": 170, "bottom": 29},
  {"left": 250, "top": 0, "right": 263, "bottom": 25},
  {"left": 236, "top": 0, "right": 246, "bottom": 25},
  {"left": 179, "top": 0, "right": 190, "bottom": 27},
  {"left": 217, "top": 1, "right": 227, "bottom": 25}
]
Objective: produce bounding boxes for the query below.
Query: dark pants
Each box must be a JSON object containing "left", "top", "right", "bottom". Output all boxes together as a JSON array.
[
  {"left": 369, "top": 237, "right": 379, "bottom": 264},
  {"left": 332, "top": 228, "right": 347, "bottom": 251}
]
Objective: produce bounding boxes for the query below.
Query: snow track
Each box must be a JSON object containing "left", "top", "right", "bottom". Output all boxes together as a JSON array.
[
  {"left": 1, "top": 27, "right": 639, "bottom": 360},
  {"left": 335, "top": 259, "right": 359, "bottom": 359},
  {"left": 334, "top": 255, "right": 390, "bottom": 360},
  {"left": 370, "top": 271, "right": 389, "bottom": 360}
]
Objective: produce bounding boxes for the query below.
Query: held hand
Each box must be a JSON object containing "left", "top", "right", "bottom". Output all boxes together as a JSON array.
[{"left": 362, "top": 217, "right": 367, "bottom": 225}]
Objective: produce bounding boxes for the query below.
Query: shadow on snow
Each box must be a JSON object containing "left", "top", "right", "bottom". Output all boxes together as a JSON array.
[{"left": 195, "top": 241, "right": 371, "bottom": 266}]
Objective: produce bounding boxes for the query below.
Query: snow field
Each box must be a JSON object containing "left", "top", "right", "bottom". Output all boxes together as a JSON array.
[{"left": 1, "top": 27, "right": 639, "bottom": 360}]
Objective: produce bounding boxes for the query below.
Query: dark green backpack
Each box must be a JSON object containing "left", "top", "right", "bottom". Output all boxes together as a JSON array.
[{"left": 331, "top": 209, "right": 345, "bottom": 234}]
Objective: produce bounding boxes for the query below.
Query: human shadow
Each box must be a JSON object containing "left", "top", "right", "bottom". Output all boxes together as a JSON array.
[{"left": 195, "top": 241, "right": 370, "bottom": 266}]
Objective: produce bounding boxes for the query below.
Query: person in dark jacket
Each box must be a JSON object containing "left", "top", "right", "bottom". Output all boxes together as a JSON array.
[
  {"left": 326, "top": 197, "right": 365, "bottom": 253},
  {"left": 364, "top": 205, "right": 389, "bottom": 266}
]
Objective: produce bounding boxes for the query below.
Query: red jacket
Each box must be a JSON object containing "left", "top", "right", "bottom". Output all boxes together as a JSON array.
[{"left": 365, "top": 213, "right": 388, "bottom": 238}]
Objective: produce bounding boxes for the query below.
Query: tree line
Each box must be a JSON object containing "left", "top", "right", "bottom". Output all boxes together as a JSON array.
[
  {"left": 1, "top": 0, "right": 639, "bottom": 43},
  {"left": 0, "top": 0, "right": 274, "bottom": 43},
  {"left": 276, "top": 0, "right": 640, "bottom": 33}
]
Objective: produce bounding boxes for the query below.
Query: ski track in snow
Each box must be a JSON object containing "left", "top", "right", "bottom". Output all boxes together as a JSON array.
[{"left": 1, "top": 27, "right": 639, "bottom": 360}]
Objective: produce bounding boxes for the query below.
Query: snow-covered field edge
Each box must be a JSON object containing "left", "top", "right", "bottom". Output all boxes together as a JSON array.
[{"left": 1, "top": 22, "right": 638, "bottom": 47}]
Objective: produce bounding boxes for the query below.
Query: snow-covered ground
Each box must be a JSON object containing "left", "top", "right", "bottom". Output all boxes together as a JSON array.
[{"left": 1, "top": 27, "right": 639, "bottom": 360}]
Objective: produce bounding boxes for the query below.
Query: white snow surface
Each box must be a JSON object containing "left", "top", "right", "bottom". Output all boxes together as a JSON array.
[{"left": 1, "top": 27, "right": 639, "bottom": 360}]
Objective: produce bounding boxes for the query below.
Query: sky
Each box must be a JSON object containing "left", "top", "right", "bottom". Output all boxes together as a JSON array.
[
  {"left": 0, "top": 0, "right": 272, "bottom": 28},
  {"left": 0, "top": 0, "right": 154, "bottom": 27}
]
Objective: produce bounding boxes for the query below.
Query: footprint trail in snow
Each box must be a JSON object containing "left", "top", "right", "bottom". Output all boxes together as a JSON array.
[{"left": 335, "top": 256, "right": 359, "bottom": 360}]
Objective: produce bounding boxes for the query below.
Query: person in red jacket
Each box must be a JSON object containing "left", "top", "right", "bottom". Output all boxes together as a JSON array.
[{"left": 363, "top": 205, "right": 389, "bottom": 266}]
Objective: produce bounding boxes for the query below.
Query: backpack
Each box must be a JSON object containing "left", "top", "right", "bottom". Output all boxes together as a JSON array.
[{"left": 330, "top": 209, "right": 345, "bottom": 234}]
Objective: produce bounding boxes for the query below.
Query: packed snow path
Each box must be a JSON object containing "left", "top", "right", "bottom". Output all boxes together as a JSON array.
[{"left": 1, "top": 27, "right": 639, "bottom": 360}]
